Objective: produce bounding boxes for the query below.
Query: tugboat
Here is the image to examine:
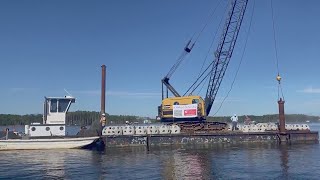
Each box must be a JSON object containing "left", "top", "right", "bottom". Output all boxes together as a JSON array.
[{"left": 0, "top": 96, "right": 99, "bottom": 150}]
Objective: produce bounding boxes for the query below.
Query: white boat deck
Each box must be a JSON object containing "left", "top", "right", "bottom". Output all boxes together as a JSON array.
[{"left": 0, "top": 136, "right": 99, "bottom": 150}]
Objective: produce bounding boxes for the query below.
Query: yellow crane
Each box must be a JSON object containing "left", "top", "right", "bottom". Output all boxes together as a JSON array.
[{"left": 158, "top": 0, "right": 249, "bottom": 131}]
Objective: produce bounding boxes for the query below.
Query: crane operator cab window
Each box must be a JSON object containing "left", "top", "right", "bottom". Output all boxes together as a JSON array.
[{"left": 192, "top": 99, "right": 199, "bottom": 104}]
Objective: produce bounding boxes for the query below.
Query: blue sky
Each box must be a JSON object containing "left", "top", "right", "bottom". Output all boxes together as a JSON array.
[{"left": 0, "top": 0, "right": 320, "bottom": 117}]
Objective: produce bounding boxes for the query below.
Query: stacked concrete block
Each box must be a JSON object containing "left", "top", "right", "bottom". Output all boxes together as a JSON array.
[
  {"left": 146, "top": 125, "right": 159, "bottom": 135},
  {"left": 171, "top": 125, "right": 181, "bottom": 134},
  {"left": 122, "top": 125, "right": 135, "bottom": 135},
  {"left": 135, "top": 126, "right": 147, "bottom": 135},
  {"left": 102, "top": 126, "right": 123, "bottom": 136},
  {"left": 159, "top": 125, "right": 171, "bottom": 134}
]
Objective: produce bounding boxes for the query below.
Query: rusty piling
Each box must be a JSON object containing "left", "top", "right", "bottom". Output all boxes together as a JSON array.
[
  {"left": 278, "top": 98, "right": 286, "bottom": 134},
  {"left": 100, "top": 65, "right": 107, "bottom": 128},
  {"left": 277, "top": 97, "right": 289, "bottom": 143},
  {"left": 101, "top": 65, "right": 106, "bottom": 115}
]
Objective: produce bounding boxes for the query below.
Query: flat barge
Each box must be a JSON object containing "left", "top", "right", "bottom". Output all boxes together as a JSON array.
[
  {"left": 97, "top": 66, "right": 318, "bottom": 148},
  {"left": 102, "top": 131, "right": 319, "bottom": 148}
]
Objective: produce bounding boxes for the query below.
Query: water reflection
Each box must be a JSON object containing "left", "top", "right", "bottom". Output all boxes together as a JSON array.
[
  {"left": 0, "top": 149, "right": 102, "bottom": 179},
  {"left": 279, "top": 144, "right": 289, "bottom": 179},
  {"left": 147, "top": 143, "right": 301, "bottom": 179},
  {"left": 162, "top": 149, "right": 211, "bottom": 179},
  {"left": 0, "top": 142, "right": 319, "bottom": 179}
]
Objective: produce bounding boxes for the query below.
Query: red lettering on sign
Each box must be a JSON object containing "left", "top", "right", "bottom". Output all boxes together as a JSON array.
[{"left": 184, "top": 109, "right": 197, "bottom": 116}]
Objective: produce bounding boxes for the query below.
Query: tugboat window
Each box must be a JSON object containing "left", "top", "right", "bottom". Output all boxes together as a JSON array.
[
  {"left": 46, "top": 127, "right": 50, "bottom": 131},
  {"left": 60, "top": 126, "right": 64, "bottom": 131},
  {"left": 31, "top": 127, "right": 36, "bottom": 131},
  {"left": 50, "top": 99, "right": 57, "bottom": 113},
  {"left": 173, "top": 102, "right": 179, "bottom": 105},
  {"left": 58, "top": 99, "right": 70, "bottom": 112}
]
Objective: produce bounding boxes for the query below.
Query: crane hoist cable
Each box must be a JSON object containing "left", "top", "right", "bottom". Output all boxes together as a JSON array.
[
  {"left": 183, "top": 60, "right": 213, "bottom": 96},
  {"left": 185, "top": 1, "right": 229, "bottom": 96},
  {"left": 183, "top": 51, "right": 215, "bottom": 96},
  {"left": 212, "top": 0, "right": 255, "bottom": 116},
  {"left": 197, "top": 75, "right": 209, "bottom": 95},
  {"left": 165, "top": 48, "right": 192, "bottom": 78},
  {"left": 164, "top": 0, "right": 223, "bottom": 80},
  {"left": 191, "top": 0, "right": 224, "bottom": 43},
  {"left": 271, "top": 0, "right": 285, "bottom": 100}
]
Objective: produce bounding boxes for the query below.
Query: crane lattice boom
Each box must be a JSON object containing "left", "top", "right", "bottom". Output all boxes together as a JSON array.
[{"left": 205, "top": 0, "right": 248, "bottom": 115}]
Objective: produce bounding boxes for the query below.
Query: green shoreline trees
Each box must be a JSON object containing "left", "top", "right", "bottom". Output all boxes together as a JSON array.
[{"left": 0, "top": 111, "right": 319, "bottom": 126}]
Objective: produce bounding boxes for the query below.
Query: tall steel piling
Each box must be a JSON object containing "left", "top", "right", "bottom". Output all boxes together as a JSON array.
[
  {"left": 278, "top": 98, "right": 288, "bottom": 142},
  {"left": 278, "top": 98, "right": 286, "bottom": 134},
  {"left": 100, "top": 65, "right": 107, "bottom": 128}
]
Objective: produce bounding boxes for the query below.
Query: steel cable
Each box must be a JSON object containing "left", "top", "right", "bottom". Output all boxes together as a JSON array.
[{"left": 271, "top": 0, "right": 285, "bottom": 100}]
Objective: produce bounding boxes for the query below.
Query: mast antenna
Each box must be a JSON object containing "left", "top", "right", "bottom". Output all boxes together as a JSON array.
[{"left": 64, "top": 89, "right": 73, "bottom": 97}]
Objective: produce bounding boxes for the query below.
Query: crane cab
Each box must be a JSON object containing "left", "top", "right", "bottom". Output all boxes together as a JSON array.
[{"left": 158, "top": 95, "right": 206, "bottom": 122}]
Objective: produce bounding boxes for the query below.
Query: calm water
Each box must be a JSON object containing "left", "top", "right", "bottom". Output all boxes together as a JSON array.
[{"left": 0, "top": 124, "right": 319, "bottom": 180}]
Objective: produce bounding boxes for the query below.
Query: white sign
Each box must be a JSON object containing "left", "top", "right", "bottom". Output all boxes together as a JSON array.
[{"left": 173, "top": 104, "right": 198, "bottom": 118}]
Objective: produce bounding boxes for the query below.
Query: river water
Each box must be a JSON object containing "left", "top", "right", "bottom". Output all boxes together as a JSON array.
[{"left": 0, "top": 124, "right": 319, "bottom": 180}]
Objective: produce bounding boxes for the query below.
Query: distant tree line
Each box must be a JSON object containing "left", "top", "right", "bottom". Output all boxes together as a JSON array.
[
  {"left": 66, "top": 111, "right": 144, "bottom": 126},
  {"left": 0, "top": 114, "right": 43, "bottom": 126},
  {"left": 0, "top": 111, "right": 146, "bottom": 126},
  {"left": 0, "top": 111, "right": 319, "bottom": 126}
]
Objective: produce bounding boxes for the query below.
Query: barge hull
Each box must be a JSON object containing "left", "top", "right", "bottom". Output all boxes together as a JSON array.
[{"left": 103, "top": 131, "right": 319, "bottom": 148}]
